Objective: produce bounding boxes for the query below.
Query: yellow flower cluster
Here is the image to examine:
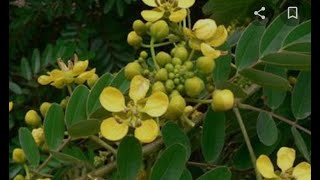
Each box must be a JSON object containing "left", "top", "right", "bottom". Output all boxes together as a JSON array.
[
  {"left": 38, "top": 55, "right": 98, "bottom": 89},
  {"left": 141, "top": 0, "right": 195, "bottom": 23},
  {"left": 256, "top": 147, "right": 311, "bottom": 180},
  {"left": 99, "top": 75, "right": 169, "bottom": 143}
]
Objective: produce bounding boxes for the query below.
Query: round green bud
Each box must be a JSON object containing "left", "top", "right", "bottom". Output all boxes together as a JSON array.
[
  {"left": 60, "top": 96, "right": 69, "bottom": 109},
  {"left": 207, "top": 84, "right": 215, "bottom": 92},
  {"left": 169, "top": 72, "right": 175, "bottom": 79},
  {"left": 137, "top": 57, "right": 144, "bottom": 63},
  {"left": 152, "top": 81, "right": 167, "bottom": 93},
  {"left": 127, "top": 31, "right": 142, "bottom": 47},
  {"left": 40, "top": 102, "right": 52, "bottom": 117},
  {"left": 175, "top": 73, "right": 180, "bottom": 78},
  {"left": 175, "top": 64, "right": 181, "bottom": 70},
  {"left": 13, "top": 174, "right": 25, "bottom": 180},
  {"left": 174, "top": 78, "right": 180, "bottom": 85},
  {"left": 211, "top": 89, "right": 234, "bottom": 111},
  {"left": 124, "top": 62, "right": 142, "bottom": 80},
  {"left": 165, "top": 63, "right": 174, "bottom": 72},
  {"left": 167, "top": 34, "right": 179, "bottom": 43},
  {"left": 155, "top": 68, "right": 168, "bottom": 81},
  {"left": 196, "top": 56, "right": 215, "bottom": 74},
  {"left": 170, "top": 47, "right": 176, "bottom": 56},
  {"left": 184, "top": 61, "right": 193, "bottom": 70},
  {"left": 185, "top": 77, "right": 205, "bottom": 98},
  {"left": 150, "top": 20, "right": 169, "bottom": 42},
  {"left": 12, "top": 148, "right": 26, "bottom": 164},
  {"left": 177, "top": 84, "right": 184, "bottom": 92},
  {"left": 25, "top": 110, "right": 41, "bottom": 127},
  {"left": 133, "top": 20, "right": 147, "bottom": 36},
  {"left": 140, "top": 51, "right": 148, "bottom": 59},
  {"left": 173, "top": 46, "right": 189, "bottom": 62},
  {"left": 165, "top": 80, "right": 175, "bottom": 92},
  {"left": 164, "top": 94, "right": 186, "bottom": 120},
  {"left": 156, "top": 51, "right": 172, "bottom": 67},
  {"left": 170, "top": 90, "right": 181, "bottom": 98},
  {"left": 185, "top": 72, "right": 194, "bottom": 78},
  {"left": 172, "top": 57, "right": 182, "bottom": 65},
  {"left": 143, "top": 69, "right": 150, "bottom": 76}
]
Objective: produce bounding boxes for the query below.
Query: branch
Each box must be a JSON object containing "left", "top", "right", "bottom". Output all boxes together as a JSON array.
[{"left": 89, "top": 135, "right": 117, "bottom": 155}]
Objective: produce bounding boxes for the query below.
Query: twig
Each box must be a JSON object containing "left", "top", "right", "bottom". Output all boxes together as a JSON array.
[{"left": 89, "top": 136, "right": 117, "bottom": 155}]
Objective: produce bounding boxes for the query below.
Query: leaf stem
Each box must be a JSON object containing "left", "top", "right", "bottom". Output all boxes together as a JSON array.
[
  {"left": 185, "top": 98, "right": 212, "bottom": 104},
  {"left": 24, "top": 164, "right": 30, "bottom": 180},
  {"left": 187, "top": 49, "right": 195, "bottom": 61},
  {"left": 238, "top": 103, "right": 311, "bottom": 135},
  {"left": 89, "top": 135, "right": 117, "bottom": 155},
  {"left": 187, "top": 8, "right": 192, "bottom": 28},
  {"left": 150, "top": 38, "right": 160, "bottom": 70},
  {"left": 141, "top": 41, "right": 173, "bottom": 48},
  {"left": 233, "top": 107, "right": 263, "bottom": 180}
]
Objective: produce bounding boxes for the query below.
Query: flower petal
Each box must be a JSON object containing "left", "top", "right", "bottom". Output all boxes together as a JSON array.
[
  {"left": 134, "top": 119, "right": 159, "bottom": 143},
  {"left": 188, "top": 38, "right": 201, "bottom": 50},
  {"left": 100, "top": 117, "right": 128, "bottom": 141},
  {"left": 207, "top": 25, "right": 228, "bottom": 47},
  {"left": 72, "top": 60, "right": 89, "bottom": 76},
  {"left": 178, "top": 0, "right": 195, "bottom": 8},
  {"left": 142, "top": 0, "right": 158, "bottom": 7},
  {"left": 293, "top": 162, "right": 311, "bottom": 180},
  {"left": 169, "top": 9, "right": 187, "bottom": 23},
  {"left": 142, "top": 92, "right": 169, "bottom": 117},
  {"left": 276, "top": 147, "right": 295, "bottom": 172},
  {"left": 256, "top": 155, "right": 278, "bottom": 178},
  {"left": 129, "top": 75, "right": 150, "bottom": 103},
  {"left": 201, "top": 43, "right": 221, "bottom": 59},
  {"left": 100, "top": 87, "right": 126, "bottom": 112},
  {"left": 141, "top": 9, "right": 164, "bottom": 22}
]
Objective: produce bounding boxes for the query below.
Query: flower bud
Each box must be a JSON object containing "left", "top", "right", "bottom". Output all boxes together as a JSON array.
[
  {"left": 40, "top": 102, "right": 52, "bottom": 117},
  {"left": 165, "top": 79, "right": 175, "bottom": 92},
  {"left": 13, "top": 174, "right": 25, "bottom": 180},
  {"left": 32, "top": 127, "right": 45, "bottom": 146},
  {"left": 12, "top": 148, "right": 26, "bottom": 164},
  {"left": 211, "top": 89, "right": 234, "bottom": 111},
  {"left": 164, "top": 94, "right": 186, "bottom": 120},
  {"left": 25, "top": 110, "right": 41, "bottom": 127},
  {"left": 87, "top": 73, "right": 99, "bottom": 88},
  {"left": 60, "top": 97, "right": 69, "bottom": 109},
  {"left": 196, "top": 56, "right": 215, "bottom": 74},
  {"left": 193, "top": 19, "right": 217, "bottom": 40},
  {"left": 155, "top": 68, "right": 168, "bottom": 81},
  {"left": 75, "top": 69, "right": 96, "bottom": 84},
  {"left": 133, "top": 20, "right": 147, "bottom": 36},
  {"left": 184, "top": 61, "right": 193, "bottom": 70},
  {"left": 172, "top": 57, "right": 182, "bottom": 65},
  {"left": 140, "top": 51, "right": 148, "bottom": 59},
  {"left": 156, "top": 51, "right": 172, "bottom": 66},
  {"left": 9, "top": 101, "right": 13, "bottom": 112},
  {"left": 165, "top": 63, "right": 174, "bottom": 72},
  {"left": 173, "top": 46, "right": 189, "bottom": 62},
  {"left": 38, "top": 75, "right": 52, "bottom": 85},
  {"left": 152, "top": 81, "right": 167, "bottom": 93},
  {"left": 185, "top": 77, "right": 204, "bottom": 98},
  {"left": 127, "top": 31, "right": 142, "bottom": 47},
  {"left": 124, "top": 62, "right": 142, "bottom": 80},
  {"left": 150, "top": 20, "right": 169, "bottom": 42},
  {"left": 72, "top": 60, "right": 88, "bottom": 76}
]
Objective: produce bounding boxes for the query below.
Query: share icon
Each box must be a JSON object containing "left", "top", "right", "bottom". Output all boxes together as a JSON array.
[{"left": 254, "top": 6, "right": 266, "bottom": 20}]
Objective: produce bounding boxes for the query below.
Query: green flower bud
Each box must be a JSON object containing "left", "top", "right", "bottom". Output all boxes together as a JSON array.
[
  {"left": 165, "top": 80, "right": 175, "bottom": 92},
  {"left": 184, "top": 61, "right": 193, "bottom": 70},
  {"left": 177, "top": 84, "right": 184, "bottom": 93},
  {"left": 13, "top": 175, "right": 25, "bottom": 180},
  {"left": 172, "top": 57, "right": 182, "bottom": 65},
  {"left": 133, "top": 20, "right": 147, "bottom": 36},
  {"left": 185, "top": 77, "right": 205, "bottom": 98},
  {"left": 169, "top": 72, "right": 175, "bottom": 79},
  {"left": 25, "top": 110, "right": 41, "bottom": 127},
  {"left": 170, "top": 90, "right": 180, "bottom": 98},
  {"left": 174, "top": 78, "right": 180, "bottom": 85},
  {"left": 60, "top": 96, "right": 69, "bottom": 109},
  {"left": 155, "top": 68, "right": 168, "bottom": 81},
  {"left": 165, "top": 63, "right": 174, "bottom": 72},
  {"left": 170, "top": 47, "right": 176, "bottom": 56},
  {"left": 138, "top": 57, "right": 144, "bottom": 63},
  {"left": 40, "top": 102, "right": 52, "bottom": 117},
  {"left": 127, "top": 31, "right": 142, "bottom": 47},
  {"left": 87, "top": 73, "right": 99, "bottom": 88},
  {"left": 196, "top": 56, "right": 215, "bottom": 74},
  {"left": 152, "top": 81, "right": 167, "bottom": 93},
  {"left": 164, "top": 94, "right": 186, "bottom": 120},
  {"left": 173, "top": 46, "right": 189, "bottom": 62},
  {"left": 150, "top": 20, "right": 169, "bottom": 42},
  {"left": 140, "top": 51, "right": 148, "bottom": 59},
  {"left": 12, "top": 148, "right": 26, "bottom": 164},
  {"left": 124, "top": 62, "right": 142, "bottom": 80},
  {"left": 211, "top": 89, "right": 234, "bottom": 111},
  {"left": 185, "top": 72, "right": 194, "bottom": 78},
  {"left": 156, "top": 51, "right": 172, "bottom": 67},
  {"left": 143, "top": 69, "right": 150, "bottom": 76}
]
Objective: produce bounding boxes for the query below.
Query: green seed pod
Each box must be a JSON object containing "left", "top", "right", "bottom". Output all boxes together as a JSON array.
[
  {"left": 165, "top": 63, "right": 174, "bottom": 72},
  {"left": 140, "top": 51, "right": 148, "bottom": 59},
  {"left": 150, "top": 20, "right": 169, "bottom": 42},
  {"left": 196, "top": 56, "right": 215, "bottom": 74},
  {"left": 152, "top": 81, "right": 167, "bottom": 93},
  {"left": 133, "top": 20, "right": 147, "bottom": 36},
  {"left": 156, "top": 51, "right": 172, "bottom": 67},
  {"left": 165, "top": 79, "right": 175, "bottom": 92},
  {"left": 185, "top": 77, "right": 205, "bottom": 98},
  {"left": 172, "top": 57, "right": 182, "bottom": 65},
  {"left": 155, "top": 68, "right": 168, "bottom": 81},
  {"left": 124, "top": 62, "right": 142, "bottom": 80},
  {"left": 173, "top": 46, "right": 189, "bottom": 62}
]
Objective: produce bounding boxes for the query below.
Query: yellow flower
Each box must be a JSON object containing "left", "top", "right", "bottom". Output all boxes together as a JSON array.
[
  {"left": 256, "top": 147, "right": 311, "bottom": 180},
  {"left": 99, "top": 75, "right": 169, "bottom": 143},
  {"left": 141, "top": 0, "right": 195, "bottom": 23},
  {"left": 9, "top": 101, "right": 13, "bottom": 112}
]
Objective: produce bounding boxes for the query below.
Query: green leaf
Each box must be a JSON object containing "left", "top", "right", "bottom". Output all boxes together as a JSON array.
[
  {"left": 201, "top": 109, "right": 225, "bottom": 163},
  {"left": 44, "top": 104, "right": 65, "bottom": 150},
  {"left": 116, "top": 0, "right": 125, "bottom": 17},
  {"left": 213, "top": 45, "right": 231, "bottom": 83},
  {"left": 263, "top": 66, "right": 287, "bottom": 109},
  {"left": 65, "top": 85, "right": 90, "bottom": 128},
  {"left": 257, "top": 112, "right": 278, "bottom": 146},
  {"left": 20, "top": 57, "right": 32, "bottom": 80},
  {"left": 9, "top": 81, "right": 22, "bottom": 94},
  {"left": 19, "top": 127, "right": 40, "bottom": 167},
  {"left": 31, "top": 49, "right": 41, "bottom": 74},
  {"left": 261, "top": 51, "right": 310, "bottom": 71},
  {"left": 162, "top": 122, "right": 191, "bottom": 158},
  {"left": 283, "top": 42, "right": 311, "bottom": 54},
  {"left": 110, "top": 68, "right": 130, "bottom": 92},
  {"left": 291, "top": 71, "right": 311, "bottom": 119},
  {"left": 235, "top": 20, "right": 265, "bottom": 70},
  {"left": 104, "top": 0, "right": 116, "bottom": 14},
  {"left": 291, "top": 127, "right": 310, "bottom": 162},
  {"left": 50, "top": 151, "right": 82, "bottom": 164},
  {"left": 42, "top": 44, "right": 54, "bottom": 66},
  {"left": 150, "top": 144, "right": 187, "bottom": 180},
  {"left": 197, "top": 167, "right": 231, "bottom": 180},
  {"left": 260, "top": 10, "right": 299, "bottom": 56},
  {"left": 68, "top": 119, "right": 101, "bottom": 138},
  {"left": 180, "top": 169, "right": 192, "bottom": 180},
  {"left": 87, "top": 73, "right": 113, "bottom": 117},
  {"left": 240, "top": 68, "right": 291, "bottom": 91},
  {"left": 282, "top": 20, "right": 311, "bottom": 46},
  {"left": 117, "top": 136, "right": 142, "bottom": 180}
]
